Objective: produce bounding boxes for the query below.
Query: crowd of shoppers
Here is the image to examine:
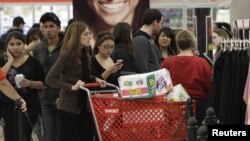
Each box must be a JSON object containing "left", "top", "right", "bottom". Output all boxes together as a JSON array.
[{"left": 0, "top": 7, "right": 236, "bottom": 141}]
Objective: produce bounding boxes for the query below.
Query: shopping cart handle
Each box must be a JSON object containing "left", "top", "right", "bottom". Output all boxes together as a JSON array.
[{"left": 82, "top": 83, "right": 100, "bottom": 88}]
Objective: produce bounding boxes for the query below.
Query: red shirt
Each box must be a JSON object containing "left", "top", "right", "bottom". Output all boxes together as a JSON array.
[
  {"left": 161, "top": 56, "right": 212, "bottom": 99},
  {"left": 0, "top": 68, "right": 6, "bottom": 81}
]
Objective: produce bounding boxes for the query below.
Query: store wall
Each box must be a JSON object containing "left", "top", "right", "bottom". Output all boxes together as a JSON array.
[
  {"left": 230, "top": 0, "right": 250, "bottom": 21},
  {"left": 0, "top": 3, "right": 72, "bottom": 35},
  {"left": 230, "top": 0, "right": 250, "bottom": 39}
]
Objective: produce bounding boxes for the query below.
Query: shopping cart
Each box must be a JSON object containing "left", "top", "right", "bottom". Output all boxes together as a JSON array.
[{"left": 80, "top": 83, "right": 194, "bottom": 141}]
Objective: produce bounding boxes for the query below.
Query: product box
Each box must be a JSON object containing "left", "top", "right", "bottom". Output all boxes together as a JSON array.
[{"left": 118, "top": 69, "right": 172, "bottom": 99}]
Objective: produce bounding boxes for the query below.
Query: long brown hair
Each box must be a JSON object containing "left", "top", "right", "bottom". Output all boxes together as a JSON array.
[
  {"left": 60, "top": 21, "right": 89, "bottom": 66},
  {"left": 113, "top": 22, "right": 133, "bottom": 55}
]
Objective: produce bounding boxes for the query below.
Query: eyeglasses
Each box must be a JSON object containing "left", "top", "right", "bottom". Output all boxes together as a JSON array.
[{"left": 101, "top": 45, "right": 115, "bottom": 50}]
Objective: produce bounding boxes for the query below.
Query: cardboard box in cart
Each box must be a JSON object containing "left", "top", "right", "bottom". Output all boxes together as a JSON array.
[{"left": 118, "top": 68, "right": 173, "bottom": 99}]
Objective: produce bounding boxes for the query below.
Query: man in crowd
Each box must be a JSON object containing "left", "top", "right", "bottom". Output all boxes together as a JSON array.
[
  {"left": 33, "top": 12, "right": 64, "bottom": 141},
  {"left": 133, "top": 9, "right": 164, "bottom": 73},
  {"left": 0, "top": 16, "right": 26, "bottom": 42}
]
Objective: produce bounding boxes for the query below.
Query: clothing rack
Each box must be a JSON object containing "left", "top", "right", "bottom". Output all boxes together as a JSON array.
[
  {"left": 220, "top": 39, "right": 250, "bottom": 51},
  {"left": 209, "top": 37, "right": 250, "bottom": 124},
  {"left": 208, "top": 19, "right": 250, "bottom": 125}
]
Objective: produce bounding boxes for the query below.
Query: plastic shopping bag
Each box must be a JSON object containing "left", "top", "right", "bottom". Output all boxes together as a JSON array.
[{"left": 167, "top": 84, "right": 190, "bottom": 102}]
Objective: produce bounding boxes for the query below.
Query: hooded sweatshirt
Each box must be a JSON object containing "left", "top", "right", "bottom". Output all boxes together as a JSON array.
[
  {"left": 133, "top": 30, "right": 162, "bottom": 73},
  {"left": 161, "top": 56, "right": 212, "bottom": 99}
]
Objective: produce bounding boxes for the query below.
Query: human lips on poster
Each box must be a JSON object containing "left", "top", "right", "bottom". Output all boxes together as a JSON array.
[{"left": 118, "top": 69, "right": 173, "bottom": 99}]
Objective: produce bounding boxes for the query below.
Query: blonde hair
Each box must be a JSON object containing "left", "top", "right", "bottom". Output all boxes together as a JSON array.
[
  {"left": 213, "top": 28, "right": 229, "bottom": 40},
  {"left": 176, "top": 30, "right": 196, "bottom": 51}
]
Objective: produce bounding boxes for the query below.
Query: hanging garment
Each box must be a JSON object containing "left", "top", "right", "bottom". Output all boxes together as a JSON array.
[
  {"left": 219, "top": 51, "right": 233, "bottom": 124},
  {"left": 229, "top": 50, "right": 243, "bottom": 124},
  {"left": 210, "top": 49, "right": 249, "bottom": 124},
  {"left": 227, "top": 51, "right": 238, "bottom": 123},
  {"left": 208, "top": 51, "right": 225, "bottom": 119}
]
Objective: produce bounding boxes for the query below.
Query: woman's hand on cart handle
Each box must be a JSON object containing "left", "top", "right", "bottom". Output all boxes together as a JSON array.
[
  {"left": 95, "top": 77, "right": 107, "bottom": 88},
  {"left": 71, "top": 80, "right": 85, "bottom": 91}
]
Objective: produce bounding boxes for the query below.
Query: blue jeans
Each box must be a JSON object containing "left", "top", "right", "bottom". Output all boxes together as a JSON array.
[{"left": 41, "top": 105, "right": 57, "bottom": 141}]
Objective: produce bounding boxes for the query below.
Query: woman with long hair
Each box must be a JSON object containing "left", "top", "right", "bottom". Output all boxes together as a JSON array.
[
  {"left": 45, "top": 21, "right": 106, "bottom": 141},
  {"left": 111, "top": 22, "right": 137, "bottom": 73},
  {"left": 92, "top": 31, "right": 123, "bottom": 86}
]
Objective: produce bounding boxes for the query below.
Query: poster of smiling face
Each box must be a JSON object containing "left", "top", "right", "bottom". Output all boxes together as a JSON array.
[{"left": 72, "top": 0, "right": 149, "bottom": 39}]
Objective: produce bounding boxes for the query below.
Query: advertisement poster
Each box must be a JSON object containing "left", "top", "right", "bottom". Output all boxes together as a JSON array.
[{"left": 73, "top": 0, "right": 149, "bottom": 38}]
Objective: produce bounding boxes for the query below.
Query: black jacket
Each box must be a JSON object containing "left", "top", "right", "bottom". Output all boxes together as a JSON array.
[{"left": 111, "top": 43, "right": 137, "bottom": 74}]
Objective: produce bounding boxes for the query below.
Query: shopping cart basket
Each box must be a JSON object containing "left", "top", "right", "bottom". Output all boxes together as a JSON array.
[{"left": 80, "top": 83, "right": 195, "bottom": 141}]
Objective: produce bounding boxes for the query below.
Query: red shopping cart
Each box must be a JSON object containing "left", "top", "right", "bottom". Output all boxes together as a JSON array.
[{"left": 80, "top": 83, "right": 195, "bottom": 141}]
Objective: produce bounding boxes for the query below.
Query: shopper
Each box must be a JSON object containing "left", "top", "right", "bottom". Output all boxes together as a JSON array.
[
  {"left": 133, "top": 9, "right": 163, "bottom": 73},
  {"left": 155, "top": 27, "right": 178, "bottom": 58},
  {"left": 0, "top": 16, "right": 26, "bottom": 42},
  {"left": 45, "top": 21, "right": 106, "bottom": 141},
  {"left": 161, "top": 30, "right": 212, "bottom": 125},
  {"left": 92, "top": 31, "right": 123, "bottom": 86},
  {"left": 32, "top": 12, "right": 64, "bottom": 141},
  {"left": 25, "top": 27, "right": 45, "bottom": 141},
  {"left": 212, "top": 27, "right": 230, "bottom": 61},
  {"left": 25, "top": 28, "right": 43, "bottom": 55},
  {"left": 111, "top": 22, "right": 137, "bottom": 74},
  {"left": 0, "top": 31, "right": 45, "bottom": 141}
]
